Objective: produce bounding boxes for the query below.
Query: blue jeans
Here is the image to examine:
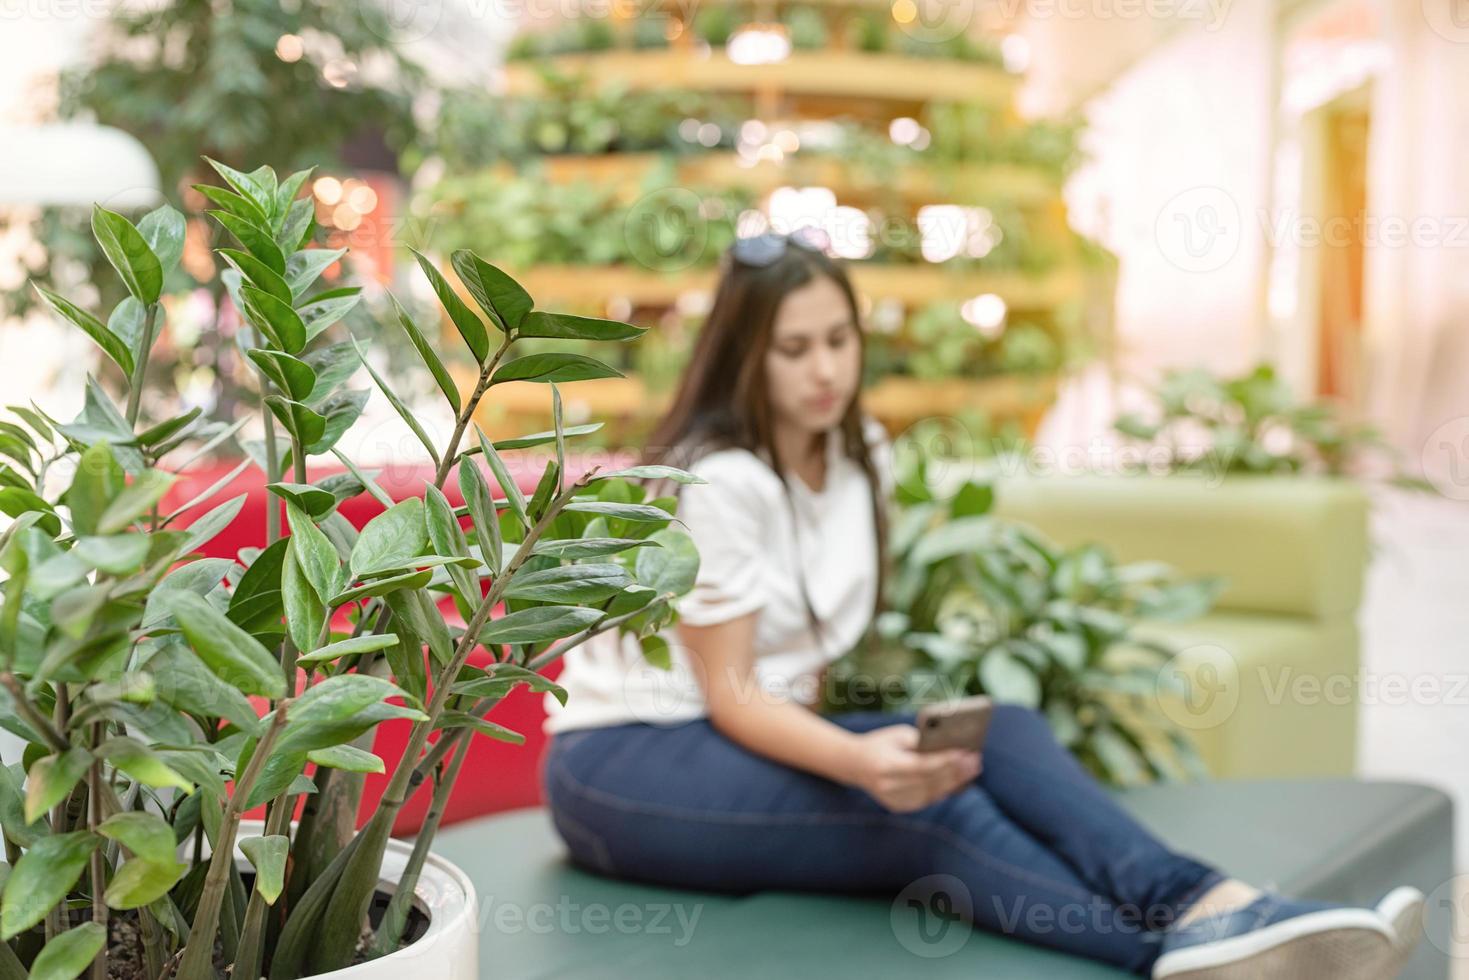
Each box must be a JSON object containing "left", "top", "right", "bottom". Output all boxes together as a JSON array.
[{"left": 540, "top": 704, "right": 1223, "bottom": 975}]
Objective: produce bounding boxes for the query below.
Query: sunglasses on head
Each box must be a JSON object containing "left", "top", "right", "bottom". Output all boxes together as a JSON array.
[{"left": 727, "top": 227, "right": 831, "bottom": 268}]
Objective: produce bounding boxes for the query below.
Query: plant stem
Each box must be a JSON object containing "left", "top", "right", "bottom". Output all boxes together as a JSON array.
[
  {"left": 87, "top": 723, "right": 107, "bottom": 980},
  {"left": 371, "top": 733, "right": 470, "bottom": 956},
  {"left": 263, "top": 410, "right": 281, "bottom": 543},
  {"left": 125, "top": 303, "right": 159, "bottom": 428},
  {"left": 431, "top": 335, "right": 512, "bottom": 489},
  {"left": 175, "top": 702, "right": 291, "bottom": 980},
  {"left": 312, "top": 472, "right": 597, "bottom": 971},
  {"left": 291, "top": 434, "right": 306, "bottom": 485},
  {"left": 405, "top": 600, "right": 671, "bottom": 797},
  {"left": 0, "top": 672, "right": 68, "bottom": 752}
]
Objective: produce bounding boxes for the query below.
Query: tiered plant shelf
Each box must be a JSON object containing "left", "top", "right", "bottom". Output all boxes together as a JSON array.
[
  {"left": 460, "top": 264, "right": 1083, "bottom": 311},
  {"left": 451, "top": 4, "right": 1108, "bottom": 441},
  {"left": 502, "top": 49, "right": 1018, "bottom": 109}
]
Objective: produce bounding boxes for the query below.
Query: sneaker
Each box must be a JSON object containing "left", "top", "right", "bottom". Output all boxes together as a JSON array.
[
  {"left": 1152, "top": 892, "right": 1395, "bottom": 979},
  {"left": 1375, "top": 886, "right": 1426, "bottom": 978}
]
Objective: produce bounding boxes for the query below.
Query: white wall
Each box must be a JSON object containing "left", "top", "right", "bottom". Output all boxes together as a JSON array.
[
  {"left": 1362, "top": 0, "right": 1469, "bottom": 481},
  {"left": 1070, "top": 0, "right": 1278, "bottom": 382}
]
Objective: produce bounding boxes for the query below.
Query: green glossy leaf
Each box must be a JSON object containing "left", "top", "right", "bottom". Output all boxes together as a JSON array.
[
  {"left": 178, "top": 493, "right": 248, "bottom": 555},
  {"left": 138, "top": 204, "right": 186, "bottom": 276},
  {"left": 221, "top": 248, "right": 293, "bottom": 305},
  {"left": 205, "top": 156, "right": 274, "bottom": 209},
  {"left": 265, "top": 396, "right": 326, "bottom": 448},
  {"left": 242, "top": 284, "right": 307, "bottom": 354},
  {"left": 978, "top": 649, "right": 1042, "bottom": 708},
  {"left": 411, "top": 247, "right": 488, "bottom": 361},
  {"left": 305, "top": 744, "right": 384, "bottom": 774},
  {"left": 634, "top": 529, "right": 700, "bottom": 595},
  {"left": 437, "top": 711, "right": 524, "bottom": 745},
  {"left": 267, "top": 482, "right": 335, "bottom": 518},
  {"left": 0, "top": 488, "right": 60, "bottom": 537},
  {"left": 424, "top": 485, "right": 477, "bottom": 604},
  {"left": 96, "top": 811, "right": 178, "bottom": 863},
  {"left": 504, "top": 562, "right": 630, "bottom": 604},
  {"left": 95, "top": 736, "right": 193, "bottom": 792},
  {"left": 96, "top": 470, "right": 175, "bottom": 534},
  {"left": 452, "top": 663, "right": 568, "bottom": 706},
  {"left": 517, "top": 310, "right": 646, "bottom": 341},
  {"left": 296, "top": 633, "right": 400, "bottom": 666},
  {"left": 166, "top": 591, "right": 287, "bottom": 699},
  {"left": 23, "top": 746, "right": 92, "bottom": 825},
  {"left": 0, "top": 831, "right": 99, "bottom": 939},
  {"left": 74, "top": 533, "right": 151, "bottom": 574},
  {"left": 450, "top": 249, "right": 530, "bottom": 335},
  {"left": 382, "top": 588, "right": 454, "bottom": 666},
  {"left": 92, "top": 205, "right": 162, "bottom": 304},
  {"left": 298, "top": 289, "right": 360, "bottom": 341},
  {"left": 351, "top": 498, "right": 427, "bottom": 577},
  {"left": 589, "top": 465, "right": 707, "bottom": 485},
  {"left": 28, "top": 921, "right": 106, "bottom": 980},
  {"left": 192, "top": 182, "right": 267, "bottom": 224},
  {"left": 208, "top": 210, "right": 286, "bottom": 273},
  {"left": 240, "top": 835, "right": 289, "bottom": 904},
  {"left": 475, "top": 425, "right": 526, "bottom": 529},
  {"left": 480, "top": 605, "right": 603, "bottom": 645},
  {"left": 32, "top": 285, "right": 134, "bottom": 376},
  {"left": 531, "top": 537, "right": 661, "bottom": 559},
  {"left": 136, "top": 407, "right": 202, "bottom": 448},
  {"left": 562, "top": 500, "right": 676, "bottom": 524},
  {"left": 491, "top": 352, "right": 621, "bottom": 386},
  {"left": 458, "top": 455, "right": 502, "bottom": 575},
  {"left": 271, "top": 674, "right": 425, "bottom": 757},
  {"left": 349, "top": 335, "right": 439, "bottom": 468},
  {"left": 390, "top": 296, "right": 460, "bottom": 414},
  {"left": 282, "top": 546, "right": 326, "bottom": 655},
  {"left": 286, "top": 501, "right": 343, "bottom": 604},
  {"left": 106, "top": 855, "right": 189, "bottom": 910},
  {"left": 286, "top": 247, "right": 346, "bottom": 299},
  {"left": 481, "top": 422, "right": 604, "bottom": 451},
  {"left": 107, "top": 296, "right": 147, "bottom": 367}
]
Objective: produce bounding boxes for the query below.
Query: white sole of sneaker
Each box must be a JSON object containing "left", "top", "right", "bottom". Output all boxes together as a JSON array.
[
  {"left": 1152, "top": 906, "right": 1395, "bottom": 980},
  {"left": 1375, "top": 886, "right": 1426, "bottom": 979}
]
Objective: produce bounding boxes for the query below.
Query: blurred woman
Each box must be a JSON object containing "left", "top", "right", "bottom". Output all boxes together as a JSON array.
[{"left": 539, "top": 229, "right": 1423, "bottom": 980}]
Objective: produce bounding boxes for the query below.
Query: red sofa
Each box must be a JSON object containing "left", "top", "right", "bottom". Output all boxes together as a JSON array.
[{"left": 166, "top": 448, "right": 634, "bottom": 835}]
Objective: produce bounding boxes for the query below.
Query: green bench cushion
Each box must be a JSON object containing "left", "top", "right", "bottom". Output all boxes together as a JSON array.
[
  {"left": 1134, "top": 612, "right": 1358, "bottom": 778},
  {"left": 430, "top": 779, "right": 1453, "bottom": 979}
]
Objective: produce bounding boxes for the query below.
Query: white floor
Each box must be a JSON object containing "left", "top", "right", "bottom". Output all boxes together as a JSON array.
[{"left": 1358, "top": 489, "right": 1469, "bottom": 977}]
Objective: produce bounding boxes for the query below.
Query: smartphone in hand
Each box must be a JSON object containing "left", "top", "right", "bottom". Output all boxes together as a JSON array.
[{"left": 915, "top": 695, "right": 995, "bottom": 753}]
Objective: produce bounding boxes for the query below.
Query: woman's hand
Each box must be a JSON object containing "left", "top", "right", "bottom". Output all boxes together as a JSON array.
[{"left": 849, "top": 724, "right": 982, "bottom": 813}]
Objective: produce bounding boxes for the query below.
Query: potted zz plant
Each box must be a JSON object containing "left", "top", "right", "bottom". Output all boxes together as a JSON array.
[{"left": 0, "top": 158, "right": 702, "bottom": 979}]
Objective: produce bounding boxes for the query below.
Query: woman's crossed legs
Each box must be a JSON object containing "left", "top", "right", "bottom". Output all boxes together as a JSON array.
[{"left": 542, "top": 704, "right": 1223, "bottom": 976}]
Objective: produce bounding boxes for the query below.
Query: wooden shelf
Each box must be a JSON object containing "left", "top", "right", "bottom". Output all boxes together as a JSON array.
[
  {"left": 472, "top": 373, "right": 1058, "bottom": 441},
  {"left": 497, "top": 153, "right": 1059, "bottom": 208},
  {"left": 501, "top": 50, "right": 1018, "bottom": 107},
  {"left": 495, "top": 262, "right": 1083, "bottom": 311}
]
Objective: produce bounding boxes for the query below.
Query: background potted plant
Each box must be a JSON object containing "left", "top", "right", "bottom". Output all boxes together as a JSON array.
[
  {"left": 0, "top": 158, "right": 702, "bottom": 979},
  {"left": 821, "top": 440, "right": 1222, "bottom": 786}
]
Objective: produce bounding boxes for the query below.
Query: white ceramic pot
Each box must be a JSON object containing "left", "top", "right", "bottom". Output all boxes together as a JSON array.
[{"left": 235, "top": 821, "right": 479, "bottom": 980}]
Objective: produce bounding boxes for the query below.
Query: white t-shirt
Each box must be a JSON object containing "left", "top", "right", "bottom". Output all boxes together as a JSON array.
[{"left": 542, "top": 416, "right": 894, "bottom": 733}]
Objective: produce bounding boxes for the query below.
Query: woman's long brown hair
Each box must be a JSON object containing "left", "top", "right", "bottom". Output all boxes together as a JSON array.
[{"left": 639, "top": 241, "right": 890, "bottom": 641}]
